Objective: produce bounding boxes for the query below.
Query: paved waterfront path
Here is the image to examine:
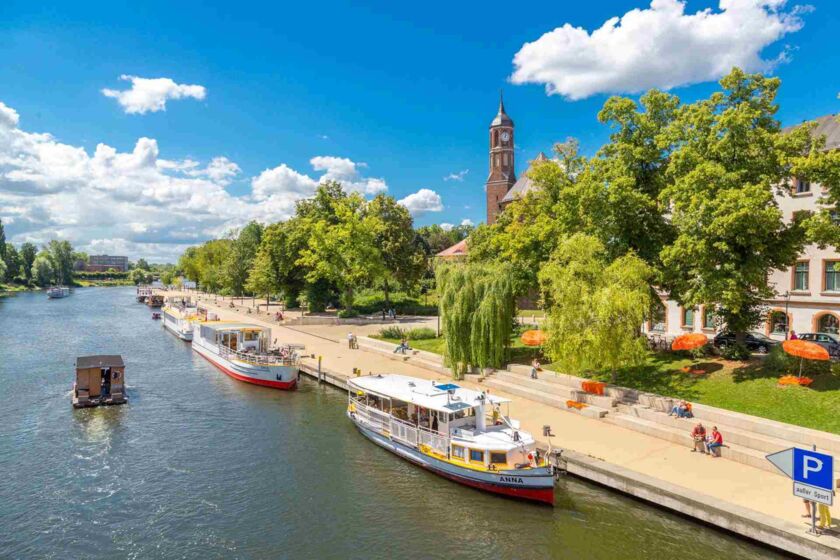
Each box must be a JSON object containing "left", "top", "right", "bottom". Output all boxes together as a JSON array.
[{"left": 177, "top": 292, "right": 838, "bottom": 552}]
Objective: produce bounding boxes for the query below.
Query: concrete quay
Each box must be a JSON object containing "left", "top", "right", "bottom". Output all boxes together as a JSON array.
[{"left": 172, "top": 292, "right": 840, "bottom": 559}]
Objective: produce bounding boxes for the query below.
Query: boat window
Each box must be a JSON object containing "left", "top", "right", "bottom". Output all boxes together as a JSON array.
[
  {"left": 490, "top": 452, "right": 507, "bottom": 465},
  {"left": 469, "top": 449, "right": 484, "bottom": 463},
  {"left": 451, "top": 445, "right": 465, "bottom": 460},
  {"left": 450, "top": 407, "right": 476, "bottom": 421}
]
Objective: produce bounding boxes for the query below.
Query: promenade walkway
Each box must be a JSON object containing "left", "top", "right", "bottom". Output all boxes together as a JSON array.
[{"left": 173, "top": 292, "right": 838, "bottom": 556}]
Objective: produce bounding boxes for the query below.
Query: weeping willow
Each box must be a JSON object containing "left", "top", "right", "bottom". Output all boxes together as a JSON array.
[{"left": 437, "top": 262, "right": 515, "bottom": 379}]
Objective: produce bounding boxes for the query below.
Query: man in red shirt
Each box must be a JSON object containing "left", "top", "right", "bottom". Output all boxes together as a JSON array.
[
  {"left": 690, "top": 423, "right": 706, "bottom": 453},
  {"left": 706, "top": 426, "right": 724, "bottom": 457}
]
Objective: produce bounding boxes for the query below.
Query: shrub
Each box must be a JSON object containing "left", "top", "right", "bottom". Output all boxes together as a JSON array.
[
  {"left": 338, "top": 309, "right": 359, "bottom": 318},
  {"left": 378, "top": 326, "right": 406, "bottom": 339},
  {"left": 407, "top": 327, "right": 436, "bottom": 340},
  {"left": 720, "top": 343, "right": 751, "bottom": 361}
]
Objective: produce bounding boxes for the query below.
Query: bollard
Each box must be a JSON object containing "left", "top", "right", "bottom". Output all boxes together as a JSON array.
[{"left": 318, "top": 356, "right": 323, "bottom": 384}]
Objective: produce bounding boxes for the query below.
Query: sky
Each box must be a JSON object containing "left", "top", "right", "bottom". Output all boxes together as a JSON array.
[{"left": 1, "top": 0, "right": 838, "bottom": 262}]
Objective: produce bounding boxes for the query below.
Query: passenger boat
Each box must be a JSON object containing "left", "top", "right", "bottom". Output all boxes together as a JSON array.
[
  {"left": 72, "top": 355, "right": 128, "bottom": 408},
  {"left": 161, "top": 298, "right": 198, "bottom": 340},
  {"left": 347, "top": 374, "right": 555, "bottom": 504},
  {"left": 136, "top": 285, "right": 153, "bottom": 303},
  {"left": 146, "top": 294, "right": 164, "bottom": 308},
  {"left": 47, "top": 286, "right": 71, "bottom": 298},
  {"left": 192, "top": 322, "right": 301, "bottom": 389}
]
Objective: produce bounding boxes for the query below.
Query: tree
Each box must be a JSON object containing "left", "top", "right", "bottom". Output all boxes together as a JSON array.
[
  {"left": 436, "top": 262, "right": 516, "bottom": 379},
  {"left": 247, "top": 221, "right": 307, "bottom": 307},
  {"left": 32, "top": 255, "right": 54, "bottom": 287},
  {"left": 0, "top": 257, "right": 5, "bottom": 285},
  {"left": 160, "top": 270, "right": 175, "bottom": 286},
  {"left": 297, "top": 188, "right": 384, "bottom": 312},
  {"left": 0, "top": 219, "right": 5, "bottom": 262},
  {"left": 20, "top": 242, "right": 37, "bottom": 284},
  {"left": 135, "top": 258, "right": 150, "bottom": 270},
  {"left": 223, "top": 221, "right": 263, "bottom": 296},
  {"left": 129, "top": 268, "right": 152, "bottom": 285},
  {"left": 660, "top": 68, "right": 812, "bottom": 339},
  {"left": 3, "top": 243, "right": 20, "bottom": 282},
  {"left": 367, "top": 194, "right": 427, "bottom": 304},
  {"left": 46, "top": 240, "right": 74, "bottom": 285},
  {"left": 539, "top": 234, "right": 653, "bottom": 382}
]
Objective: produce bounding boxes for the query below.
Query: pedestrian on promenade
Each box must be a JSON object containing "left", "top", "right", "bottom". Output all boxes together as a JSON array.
[
  {"left": 691, "top": 423, "right": 706, "bottom": 453},
  {"left": 818, "top": 500, "right": 832, "bottom": 530},
  {"left": 347, "top": 332, "right": 355, "bottom": 349},
  {"left": 706, "top": 426, "right": 724, "bottom": 457},
  {"left": 530, "top": 358, "right": 540, "bottom": 379},
  {"left": 803, "top": 499, "right": 813, "bottom": 518},
  {"left": 790, "top": 330, "right": 798, "bottom": 340},
  {"left": 394, "top": 338, "right": 410, "bottom": 354}
]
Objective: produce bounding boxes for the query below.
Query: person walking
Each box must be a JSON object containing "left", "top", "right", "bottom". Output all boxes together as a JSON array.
[
  {"left": 530, "top": 358, "right": 540, "bottom": 379},
  {"left": 347, "top": 332, "right": 355, "bottom": 349}
]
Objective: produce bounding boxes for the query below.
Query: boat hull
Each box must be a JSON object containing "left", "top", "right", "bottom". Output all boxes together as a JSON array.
[
  {"left": 192, "top": 337, "right": 297, "bottom": 390},
  {"left": 350, "top": 414, "right": 555, "bottom": 505}
]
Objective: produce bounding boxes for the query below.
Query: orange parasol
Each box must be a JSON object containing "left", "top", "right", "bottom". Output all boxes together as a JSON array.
[
  {"left": 782, "top": 339, "right": 829, "bottom": 379},
  {"left": 520, "top": 330, "right": 547, "bottom": 347},
  {"left": 671, "top": 333, "right": 708, "bottom": 351}
]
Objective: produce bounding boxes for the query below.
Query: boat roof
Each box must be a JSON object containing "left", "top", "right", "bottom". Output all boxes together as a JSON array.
[
  {"left": 349, "top": 374, "right": 509, "bottom": 413},
  {"left": 76, "top": 355, "right": 124, "bottom": 369},
  {"left": 200, "top": 322, "right": 268, "bottom": 333}
]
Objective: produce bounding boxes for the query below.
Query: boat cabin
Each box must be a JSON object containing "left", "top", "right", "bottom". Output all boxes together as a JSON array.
[
  {"left": 349, "top": 375, "right": 539, "bottom": 471},
  {"left": 199, "top": 323, "right": 270, "bottom": 353},
  {"left": 146, "top": 294, "right": 164, "bottom": 307},
  {"left": 73, "top": 355, "right": 127, "bottom": 408}
]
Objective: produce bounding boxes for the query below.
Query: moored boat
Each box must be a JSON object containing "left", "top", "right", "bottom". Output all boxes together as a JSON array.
[
  {"left": 161, "top": 297, "right": 197, "bottom": 340},
  {"left": 47, "top": 286, "right": 71, "bottom": 298},
  {"left": 347, "top": 374, "right": 555, "bottom": 504},
  {"left": 72, "top": 355, "right": 128, "bottom": 408},
  {"left": 136, "top": 285, "right": 152, "bottom": 303},
  {"left": 146, "top": 294, "right": 164, "bottom": 308},
  {"left": 192, "top": 322, "right": 301, "bottom": 389}
]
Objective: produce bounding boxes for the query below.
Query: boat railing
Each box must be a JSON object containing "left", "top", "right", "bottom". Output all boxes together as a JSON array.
[
  {"left": 418, "top": 426, "right": 450, "bottom": 456},
  {"left": 218, "top": 345, "right": 299, "bottom": 367},
  {"left": 351, "top": 399, "right": 450, "bottom": 455},
  {"left": 351, "top": 399, "right": 390, "bottom": 433}
]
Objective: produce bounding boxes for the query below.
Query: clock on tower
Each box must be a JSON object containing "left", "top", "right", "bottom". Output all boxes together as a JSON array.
[{"left": 485, "top": 92, "right": 516, "bottom": 225}]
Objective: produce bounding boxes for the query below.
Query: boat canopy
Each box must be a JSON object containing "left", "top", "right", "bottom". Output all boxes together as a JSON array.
[
  {"left": 349, "top": 374, "right": 509, "bottom": 413},
  {"left": 200, "top": 322, "right": 268, "bottom": 334}
]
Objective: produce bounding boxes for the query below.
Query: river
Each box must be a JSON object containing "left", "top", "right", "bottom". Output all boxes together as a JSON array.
[{"left": 0, "top": 287, "right": 786, "bottom": 559}]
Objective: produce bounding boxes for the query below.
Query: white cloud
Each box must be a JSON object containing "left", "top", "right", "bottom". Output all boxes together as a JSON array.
[
  {"left": 444, "top": 169, "right": 469, "bottom": 182},
  {"left": 398, "top": 188, "right": 443, "bottom": 216},
  {"left": 510, "top": 0, "right": 807, "bottom": 100},
  {"left": 310, "top": 155, "right": 387, "bottom": 195},
  {"left": 102, "top": 75, "right": 207, "bottom": 114},
  {"left": 0, "top": 100, "right": 390, "bottom": 262},
  {"left": 439, "top": 223, "right": 454, "bottom": 231},
  {"left": 460, "top": 218, "right": 474, "bottom": 227}
]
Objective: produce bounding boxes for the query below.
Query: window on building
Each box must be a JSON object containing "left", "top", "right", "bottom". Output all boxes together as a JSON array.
[
  {"left": 650, "top": 301, "right": 666, "bottom": 332},
  {"left": 769, "top": 311, "right": 788, "bottom": 335},
  {"left": 818, "top": 314, "right": 839, "bottom": 335},
  {"left": 469, "top": 449, "right": 484, "bottom": 463},
  {"left": 825, "top": 261, "right": 840, "bottom": 292},
  {"left": 795, "top": 178, "right": 811, "bottom": 193},
  {"left": 794, "top": 261, "right": 809, "bottom": 291},
  {"left": 681, "top": 308, "right": 695, "bottom": 328},
  {"left": 703, "top": 308, "right": 716, "bottom": 330}
]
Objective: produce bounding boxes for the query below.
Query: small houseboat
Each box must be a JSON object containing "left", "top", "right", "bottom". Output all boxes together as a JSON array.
[
  {"left": 47, "top": 286, "right": 71, "bottom": 298},
  {"left": 146, "top": 294, "right": 164, "bottom": 308},
  {"left": 161, "top": 298, "right": 198, "bottom": 340},
  {"left": 136, "top": 285, "right": 153, "bottom": 303},
  {"left": 72, "top": 355, "right": 128, "bottom": 408},
  {"left": 192, "top": 322, "right": 301, "bottom": 389},
  {"left": 347, "top": 374, "right": 555, "bottom": 504}
]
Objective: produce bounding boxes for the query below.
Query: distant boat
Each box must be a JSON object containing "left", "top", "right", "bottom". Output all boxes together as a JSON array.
[
  {"left": 72, "top": 355, "right": 128, "bottom": 408},
  {"left": 162, "top": 298, "right": 198, "bottom": 341},
  {"left": 146, "top": 294, "right": 164, "bottom": 308},
  {"left": 136, "top": 285, "right": 153, "bottom": 303},
  {"left": 47, "top": 286, "right": 71, "bottom": 299}
]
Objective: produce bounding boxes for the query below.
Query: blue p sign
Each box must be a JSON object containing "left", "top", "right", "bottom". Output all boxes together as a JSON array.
[{"left": 793, "top": 448, "right": 834, "bottom": 491}]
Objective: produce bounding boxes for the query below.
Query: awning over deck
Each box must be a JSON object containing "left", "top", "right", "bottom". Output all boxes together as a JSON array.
[{"left": 349, "top": 374, "right": 508, "bottom": 413}]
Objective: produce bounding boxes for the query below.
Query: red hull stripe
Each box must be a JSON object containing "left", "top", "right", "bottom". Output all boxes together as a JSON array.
[
  {"left": 431, "top": 466, "right": 555, "bottom": 505},
  {"left": 196, "top": 351, "right": 297, "bottom": 390}
]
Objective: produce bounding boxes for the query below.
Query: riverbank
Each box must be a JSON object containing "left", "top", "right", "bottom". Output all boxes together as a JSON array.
[{"left": 175, "top": 290, "right": 839, "bottom": 559}]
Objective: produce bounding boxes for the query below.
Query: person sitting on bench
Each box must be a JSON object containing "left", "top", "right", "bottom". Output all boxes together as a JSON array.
[
  {"left": 393, "top": 338, "right": 410, "bottom": 354},
  {"left": 705, "top": 427, "right": 724, "bottom": 457}
]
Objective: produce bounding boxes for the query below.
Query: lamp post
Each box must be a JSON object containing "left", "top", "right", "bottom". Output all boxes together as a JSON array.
[{"left": 784, "top": 290, "right": 791, "bottom": 340}]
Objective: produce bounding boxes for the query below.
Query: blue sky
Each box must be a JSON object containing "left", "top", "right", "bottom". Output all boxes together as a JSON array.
[{"left": 1, "top": 1, "right": 838, "bottom": 261}]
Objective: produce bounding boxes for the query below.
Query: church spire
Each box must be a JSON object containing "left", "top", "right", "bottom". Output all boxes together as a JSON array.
[{"left": 491, "top": 89, "right": 514, "bottom": 127}]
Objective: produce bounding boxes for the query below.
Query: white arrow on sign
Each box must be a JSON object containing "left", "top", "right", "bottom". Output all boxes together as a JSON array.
[{"left": 766, "top": 448, "right": 794, "bottom": 479}]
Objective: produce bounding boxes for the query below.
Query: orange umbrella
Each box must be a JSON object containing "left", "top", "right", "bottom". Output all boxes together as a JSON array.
[
  {"left": 671, "top": 333, "right": 708, "bottom": 351},
  {"left": 520, "top": 330, "right": 547, "bottom": 347},
  {"left": 782, "top": 339, "right": 829, "bottom": 379}
]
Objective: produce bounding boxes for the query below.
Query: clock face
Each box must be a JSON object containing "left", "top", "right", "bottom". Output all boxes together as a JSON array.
[{"left": 501, "top": 131, "right": 510, "bottom": 142}]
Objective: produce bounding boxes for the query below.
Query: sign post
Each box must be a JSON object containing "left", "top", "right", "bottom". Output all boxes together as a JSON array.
[{"left": 767, "top": 446, "right": 834, "bottom": 535}]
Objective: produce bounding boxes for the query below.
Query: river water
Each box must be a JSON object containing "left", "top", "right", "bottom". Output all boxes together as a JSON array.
[{"left": 0, "top": 287, "right": 785, "bottom": 559}]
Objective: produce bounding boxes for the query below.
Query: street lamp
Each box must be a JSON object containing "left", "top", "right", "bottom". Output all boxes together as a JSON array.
[{"left": 784, "top": 290, "right": 791, "bottom": 340}]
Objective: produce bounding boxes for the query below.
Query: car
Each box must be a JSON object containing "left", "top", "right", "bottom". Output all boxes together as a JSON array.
[
  {"left": 796, "top": 333, "right": 840, "bottom": 357},
  {"left": 712, "top": 331, "right": 779, "bottom": 354}
]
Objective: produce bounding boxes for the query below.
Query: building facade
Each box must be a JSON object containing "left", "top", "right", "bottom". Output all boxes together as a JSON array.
[
  {"left": 86, "top": 254, "right": 129, "bottom": 272},
  {"left": 485, "top": 94, "right": 516, "bottom": 225},
  {"left": 646, "top": 114, "right": 840, "bottom": 341}
]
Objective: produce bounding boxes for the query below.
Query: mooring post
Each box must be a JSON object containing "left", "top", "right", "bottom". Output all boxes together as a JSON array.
[{"left": 318, "top": 356, "right": 323, "bottom": 384}]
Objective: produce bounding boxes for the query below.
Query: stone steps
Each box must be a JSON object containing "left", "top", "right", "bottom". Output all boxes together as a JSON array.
[
  {"left": 481, "top": 376, "right": 609, "bottom": 419},
  {"left": 492, "top": 370, "right": 616, "bottom": 409},
  {"left": 356, "top": 336, "right": 451, "bottom": 376}
]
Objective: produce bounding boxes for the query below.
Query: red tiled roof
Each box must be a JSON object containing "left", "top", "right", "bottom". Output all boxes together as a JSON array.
[{"left": 436, "top": 239, "right": 468, "bottom": 258}]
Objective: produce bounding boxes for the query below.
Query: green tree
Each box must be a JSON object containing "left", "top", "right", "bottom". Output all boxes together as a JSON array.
[
  {"left": 129, "top": 268, "right": 152, "bottom": 285},
  {"left": 135, "top": 258, "right": 150, "bottom": 270},
  {"left": 539, "top": 234, "right": 653, "bottom": 382},
  {"left": 3, "top": 243, "right": 21, "bottom": 282},
  {"left": 660, "top": 68, "right": 811, "bottom": 339},
  {"left": 160, "top": 270, "right": 175, "bottom": 286},
  {"left": 46, "top": 240, "right": 74, "bottom": 285},
  {"left": 20, "top": 242, "right": 37, "bottom": 284},
  {"left": 247, "top": 221, "right": 307, "bottom": 307},
  {"left": 0, "top": 219, "right": 5, "bottom": 262},
  {"left": 0, "top": 257, "right": 6, "bottom": 284},
  {"left": 223, "top": 221, "right": 263, "bottom": 296},
  {"left": 436, "top": 262, "right": 516, "bottom": 379},
  {"left": 32, "top": 255, "right": 54, "bottom": 287}
]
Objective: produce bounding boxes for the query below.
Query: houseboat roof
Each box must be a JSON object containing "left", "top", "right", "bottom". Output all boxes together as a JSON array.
[
  {"left": 76, "top": 355, "right": 125, "bottom": 369},
  {"left": 349, "top": 374, "right": 509, "bottom": 413},
  {"left": 200, "top": 322, "right": 268, "bottom": 333}
]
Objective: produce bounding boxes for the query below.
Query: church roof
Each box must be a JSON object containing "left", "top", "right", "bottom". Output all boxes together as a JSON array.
[
  {"left": 501, "top": 152, "right": 548, "bottom": 203},
  {"left": 490, "top": 92, "right": 514, "bottom": 127},
  {"left": 436, "top": 238, "right": 468, "bottom": 258},
  {"left": 783, "top": 114, "right": 840, "bottom": 151}
]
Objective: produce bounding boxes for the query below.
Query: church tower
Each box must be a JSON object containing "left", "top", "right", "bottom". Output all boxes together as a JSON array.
[{"left": 485, "top": 92, "right": 516, "bottom": 224}]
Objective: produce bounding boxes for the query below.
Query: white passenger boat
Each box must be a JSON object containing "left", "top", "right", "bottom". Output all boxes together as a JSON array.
[
  {"left": 162, "top": 298, "right": 198, "bottom": 341},
  {"left": 192, "top": 322, "right": 301, "bottom": 390},
  {"left": 347, "top": 374, "right": 555, "bottom": 504},
  {"left": 47, "top": 286, "right": 71, "bottom": 298},
  {"left": 136, "top": 285, "right": 153, "bottom": 303}
]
